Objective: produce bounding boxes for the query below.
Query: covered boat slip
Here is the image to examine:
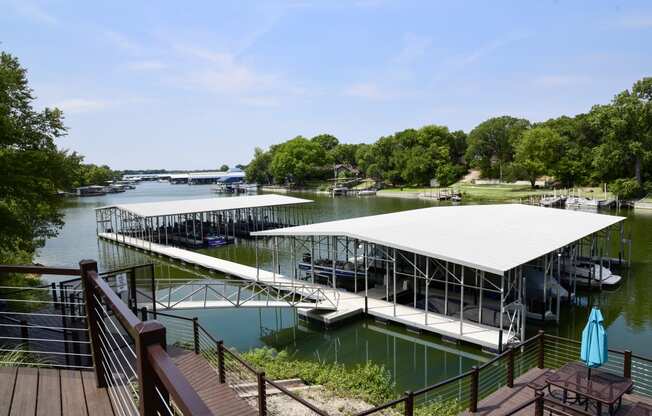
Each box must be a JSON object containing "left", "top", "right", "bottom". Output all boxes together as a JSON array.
[
  {"left": 252, "top": 204, "right": 628, "bottom": 350},
  {"left": 94, "top": 194, "right": 312, "bottom": 249}
]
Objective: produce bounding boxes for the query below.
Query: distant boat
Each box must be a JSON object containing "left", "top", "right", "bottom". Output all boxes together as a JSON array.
[
  {"left": 540, "top": 196, "right": 565, "bottom": 207},
  {"left": 204, "top": 235, "right": 232, "bottom": 247},
  {"left": 75, "top": 186, "right": 107, "bottom": 197},
  {"left": 332, "top": 186, "right": 349, "bottom": 196},
  {"left": 357, "top": 189, "right": 376, "bottom": 196}
]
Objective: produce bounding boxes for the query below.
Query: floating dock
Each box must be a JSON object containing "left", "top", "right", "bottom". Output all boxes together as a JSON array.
[{"left": 97, "top": 232, "right": 511, "bottom": 350}]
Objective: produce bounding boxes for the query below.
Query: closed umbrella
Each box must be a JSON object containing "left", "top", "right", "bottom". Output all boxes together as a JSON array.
[{"left": 580, "top": 307, "right": 608, "bottom": 379}]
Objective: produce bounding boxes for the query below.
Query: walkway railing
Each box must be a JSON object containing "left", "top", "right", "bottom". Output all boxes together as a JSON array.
[
  {"left": 146, "top": 309, "right": 329, "bottom": 416},
  {"left": 80, "top": 260, "right": 212, "bottom": 415}
]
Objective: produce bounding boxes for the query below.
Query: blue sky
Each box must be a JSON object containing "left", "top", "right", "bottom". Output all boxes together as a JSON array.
[{"left": 1, "top": 1, "right": 651, "bottom": 170}]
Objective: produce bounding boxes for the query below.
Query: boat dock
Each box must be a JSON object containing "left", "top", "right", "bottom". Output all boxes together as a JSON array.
[{"left": 97, "top": 232, "right": 511, "bottom": 350}]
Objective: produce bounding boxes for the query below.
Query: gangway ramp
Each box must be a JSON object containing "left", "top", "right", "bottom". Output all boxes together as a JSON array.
[{"left": 138, "top": 279, "right": 339, "bottom": 311}]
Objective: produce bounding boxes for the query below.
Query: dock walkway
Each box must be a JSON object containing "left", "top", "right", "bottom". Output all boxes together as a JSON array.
[{"left": 99, "top": 232, "right": 510, "bottom": 350}]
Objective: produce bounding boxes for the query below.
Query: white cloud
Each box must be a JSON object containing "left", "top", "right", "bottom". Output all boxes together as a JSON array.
[
  {"left": 392, "top": 33, "right": 431, "bottom": 65},
  {"left": 55, "top": 98, "right": 111, "bottom": 114},
  {"left": 104, "top": 31, "right": 141, "bottom": 53},
  {"left": 343, "top": 82, "right": 389, "bottom": 100},
  {"left": 617, "top": 15, "right": 652, "bottom": 29},
  {"left": 125, "top": 60, "right": 166, "bottom": 71},
  {"left": 10, "top": 1, "right": 57, "bottom": 24}
]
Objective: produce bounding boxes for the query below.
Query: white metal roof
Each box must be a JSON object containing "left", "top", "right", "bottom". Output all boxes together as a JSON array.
[
  {"left": 252, "top": 204, "right": 624, "bottom": 275},
  {"left": 98, "top": 194, "right": 312, "bottom": 217}
]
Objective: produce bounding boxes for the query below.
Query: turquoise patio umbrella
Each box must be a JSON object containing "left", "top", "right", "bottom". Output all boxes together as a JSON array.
[{"left": 580, "top": 307, "right": 608, "bottom": 378}]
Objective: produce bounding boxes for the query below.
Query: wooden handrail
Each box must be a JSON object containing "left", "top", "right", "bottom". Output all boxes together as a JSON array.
[
  {"left": 0, "top": 264, "right": 81, "bottom": 276},
  {"left": 147, "top": 344, "right": 212, "bottom": 416}
]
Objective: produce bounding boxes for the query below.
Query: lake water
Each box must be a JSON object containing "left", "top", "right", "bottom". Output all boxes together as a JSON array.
[{"left": 36, "top": 182, "right": 652, "bottom": 393}]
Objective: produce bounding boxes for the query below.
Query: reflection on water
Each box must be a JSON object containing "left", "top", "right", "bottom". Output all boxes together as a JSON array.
[{"left": 37, "top": 182, "right": 652, "bottom": 392}]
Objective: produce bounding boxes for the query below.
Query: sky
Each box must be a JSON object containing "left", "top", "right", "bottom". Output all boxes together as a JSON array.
[{"left": 1, "top": 1, "right": 651, "bottom": 170}]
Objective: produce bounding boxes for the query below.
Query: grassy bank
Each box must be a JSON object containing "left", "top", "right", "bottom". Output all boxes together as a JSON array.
[
  {"left": 242, "top": 347, "right": 460, "bottom": 416},
  {"left": 379, "top": 183, "right": 612, "bottom": 202}
]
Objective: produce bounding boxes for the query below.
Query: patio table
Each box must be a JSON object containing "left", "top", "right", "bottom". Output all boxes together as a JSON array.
[{"left": 546, "top": 362, "right": 633, "bottom": 416}]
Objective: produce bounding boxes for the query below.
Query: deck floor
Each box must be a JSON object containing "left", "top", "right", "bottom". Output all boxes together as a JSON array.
[
  {"left": 460, "top": 368, "right": 652, "bottom": 416},
  {"left": 0, "top": 367, "right": 114, "bottom": 416},
  {"left": 99, "top": 232, "right": 510, "bottom": 350}
]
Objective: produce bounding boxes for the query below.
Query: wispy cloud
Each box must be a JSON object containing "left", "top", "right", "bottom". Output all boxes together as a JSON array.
[
  {"left": 125, "top": 60, "right": 166, "bottom": 71},
  {"left": 55, "top": 98, "right": 112, "bottom": 114},
  {"left": 104, "top": 31, "right": 141, "bottom": 53},
  {"left": 617, "top": 15, "right": 652, "bottom": 29},
  {"left": 9, "top": 1, "right": 57, "bottom": 24},
  {"left": 392, "top": 33, "right": 431, "bottom": 65}
]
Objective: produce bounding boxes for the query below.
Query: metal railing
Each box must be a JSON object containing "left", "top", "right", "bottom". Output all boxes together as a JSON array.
[
  {"left": 0, "top": 265, "right": 91, "bottom": 369},
  {"left": 81, "top": 260, "right": 212, "bottom": 415},
  {"left": 133, "top": 278, "right": 340, "bottom": 311},
  {"left": 147, "top": 309, "right": 329, "bottom": 416}
]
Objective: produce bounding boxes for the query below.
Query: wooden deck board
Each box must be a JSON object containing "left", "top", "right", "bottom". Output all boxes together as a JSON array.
[
  {"left": 170, "top": 348, "right": 257, "bottom": 416},
  {"left": 0, "top": 367, "right": 18, "bottom": 416},
  {"left": 60, "top": 370, "right": 87, "bottom": 416},
  {"left": 37, "top": 368, "right": 61, "bottom": 416},
  {"left": 81, "top": 371, "right": 114, "bottom": 416},
  {"left": 10, "top": 367, "right": 38, "bottom": 416},
  {"left": 0, "top": 367, "right": 114, "bottom": 416}
]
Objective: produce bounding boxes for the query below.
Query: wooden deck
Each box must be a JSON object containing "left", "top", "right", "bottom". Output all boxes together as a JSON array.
[
  {"left": 460, "top": 368, "right": 652, "bottom": 415},
  {"left": 169, "top": 348, "right": 257, "bottom": 416},
  {"left": 0, "top": 367, "right": 114, "bottom": 416}
]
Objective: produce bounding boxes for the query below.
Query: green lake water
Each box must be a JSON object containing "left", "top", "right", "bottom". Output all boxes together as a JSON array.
[{"left": 36, "top": 182, "right": 652, "bottom": 393}]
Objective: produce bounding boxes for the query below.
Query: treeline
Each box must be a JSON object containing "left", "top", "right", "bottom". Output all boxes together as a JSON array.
[
  {"left": 245, "top": 77, "right": 652, "bottom": 198},
  {"left": 0, "top": 51, "right": 118, "bottom": 264}
]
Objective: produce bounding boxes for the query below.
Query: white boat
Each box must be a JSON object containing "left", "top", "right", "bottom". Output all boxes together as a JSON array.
[
  {"left": 561, "top": 260, "right": 622, "bottom": 288},
  {"left": 357, "top": 189, "right": 376, "bottom": 196},
  {"left": 540, "top": 196, "right": 564, "bottom": 207},
  {"left": 566, "top": 196, "right": 599, "bottom": 209}
]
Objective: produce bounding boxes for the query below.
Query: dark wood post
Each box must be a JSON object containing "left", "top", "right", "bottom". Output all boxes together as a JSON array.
[
  {"left": 129, "top": 271, "right": 137, "bottom": 314},
  {"left": 135, "top": 320, "right": 167, "bottom": 416},
  {"left": 534, "top": 390, "right": 544, "bottom": 416},
  {"left": 51, "top": 282, "right": 58, "bottom": 307},
  {"left": 364, "top": 296, "right": 368, "bottom": 314},
  {"left": 80, "top": 260, "right": 106, "bottom": 388},
  {"left": 507, "top": 347, "right": 515, "bottom": 388},
  {"left": 140, "top": 306, "right": 148, "bottom": 321},
  {"left": 20, "top": 320, "right": 28, "bottom": 350},
  {"left": 217, "top": 341, "right": 225, "bottom": 383},
  {"left": 257, "top": 371, "right": 267, "bottom": 416},
  {"left": 469, "top": 366, "right": 479, "bottom": 413},
  {"left": 624, "top": 350, "right": 632, "bottom": 379},
  {"left": 537, "top": 330, "right": 545, "bottom": 369},
  {"left": 404, "top": 391, "right": 414, "bottom": 416},
  {"left": 192, "top": 318, "right": 200, "bottom": 354}
]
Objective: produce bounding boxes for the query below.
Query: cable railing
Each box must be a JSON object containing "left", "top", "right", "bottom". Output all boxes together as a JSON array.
[
  {"left": 0, "top": 265, "right": 91, "bottom": 369},
  {"left": 147, "top": 309, "right": 329, "bottom": 416},
  {"left": 81, "top": 260, "right": 212, "bottom": 416}
]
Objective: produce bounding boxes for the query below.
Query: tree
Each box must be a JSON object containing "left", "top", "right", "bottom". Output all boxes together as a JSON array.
[
  {"left": 466, "top": 116, "right": 530, "bottom": 179},
  {"left": 588, "top": 78, "right": 652, "bottom": 185},
  {"left": 270, "top": 137, "right": 327, "bottom": 185},
  {"left": 245, "top": 147, "right": 273, "bottom": 184},
  {"left": 310, "top": 134, "right": 339, "bottom": 152},
  {"left": 0, "top": 51, "right": 78, "bottom": 262},
  {"left": 219, "top": 164, "right": 229, "bottom": 172},
  {"left": 513, "top": 127, "right": 563, "bottom": 187}
]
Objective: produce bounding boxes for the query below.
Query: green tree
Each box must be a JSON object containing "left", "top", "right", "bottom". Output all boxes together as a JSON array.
[
  {"left": 466, "top": 116, "right": 530, "bottom": 179},
  {"left": 270, "top": 137, "right": 327, "bottom": 185},
  {"left": 245, "top": 147, "right": 273, "bottom": 184},
  {"left": 219, "top": 164, "right": 229, "bottom": 171},
  {"left": 310, "top": 134, "right": 339, "bottom": 152},
  {"left": 0, "top": 52, "right": 78, "bottom": 262},
  {"left": 513, "top": 127, "right": 563, "bottom": 187}
]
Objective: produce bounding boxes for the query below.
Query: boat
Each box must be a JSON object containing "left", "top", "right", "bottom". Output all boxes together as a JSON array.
[
  {"left": 540, "top": 196, "right": 565, "bottom": 207},
  {"left": 107, "top": 184, "right": 127, "bottom": 193},
  {"left": 451, "top": 195, "right": 462, "bottom": 202},
  {"left": 75, "top": 185, "right": 107, "bottom": 197},
  {"left": 204, "top": 235, "right": 232, "bottom": 247},
  {"left": 331, "top": 187, "right": 349, "bottom": 196},
  {"left": 561, "top": 259, "right": 622, "bottom": 288},
  {"left": 357, "top": 189, "right": 377, "bottom": 196},
  {"left": 566, "top": 196, "right": 599, "bottom": 209}
]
